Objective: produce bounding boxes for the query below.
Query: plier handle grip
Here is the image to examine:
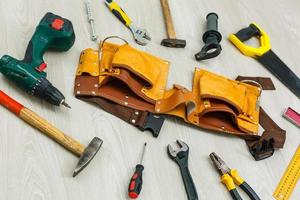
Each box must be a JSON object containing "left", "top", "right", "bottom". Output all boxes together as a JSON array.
[{"left": 210, "top": 152, "right": 261, "bottom": 200}]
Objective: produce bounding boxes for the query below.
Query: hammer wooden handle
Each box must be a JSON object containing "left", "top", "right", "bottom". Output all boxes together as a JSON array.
[
  {"left": 0, "top": 90, "right": 84, "bottom": 156},
  {"left": 19, "top": 108, "right": 84, "bottom": 156},
  {"left": 160, "top": 0, "right": 176, "bottom": 39}
]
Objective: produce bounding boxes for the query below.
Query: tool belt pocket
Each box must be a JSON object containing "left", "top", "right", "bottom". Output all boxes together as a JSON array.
[
  {"left": 75, "top": 38, "right": 169, "bottom": 112},
  {"left": 76, "top": 48, "right": 100, "bottom": 76},
  {"left": 196, "top": 69, "right": 260, "bottom": 134}
]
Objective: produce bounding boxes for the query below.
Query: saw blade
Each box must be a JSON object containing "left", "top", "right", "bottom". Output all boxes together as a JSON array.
[{"left": 257, "top": 50, "right": 300, "bottom": 98}]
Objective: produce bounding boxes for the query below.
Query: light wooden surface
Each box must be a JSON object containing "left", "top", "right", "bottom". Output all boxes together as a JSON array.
[{"left": 0, "top": 0, "right": 299, "bottom": 200}]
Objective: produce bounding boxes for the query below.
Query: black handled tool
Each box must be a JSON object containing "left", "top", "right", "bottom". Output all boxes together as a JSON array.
[
  {"left": 195, "top": 13, "right": 222, "bottom": 61},
  {"left": 168, "top": 140, "right": 198, "bottom": 200},
  {"left": 210, "top": 152, "right": 261, "bottom": 200},
  {"left": 128, "top": 143, "right": 147, "bottom": 199},
  {"left": 229, "top": 23, "right": 300, "bottom": 98}
]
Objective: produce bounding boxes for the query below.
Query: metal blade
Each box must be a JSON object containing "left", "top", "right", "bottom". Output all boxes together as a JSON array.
[
  {"left": 73, "top": 137, "right": 103, "bottom": 177},
  {"left": 257, "top": 50, "right": 300, "bottom": 98}
]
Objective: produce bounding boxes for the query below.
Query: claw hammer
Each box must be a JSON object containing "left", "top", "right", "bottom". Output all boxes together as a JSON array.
[{"left": 0, "top": 90, "right": 103, "bottom": 177}]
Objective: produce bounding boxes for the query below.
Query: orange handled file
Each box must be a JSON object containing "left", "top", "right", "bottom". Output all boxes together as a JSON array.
[{"left": 0, "top": 90, "right": 24, "bottom": 115}]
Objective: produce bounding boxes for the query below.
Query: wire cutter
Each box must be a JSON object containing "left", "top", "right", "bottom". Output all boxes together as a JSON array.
[{"left": 209, "top": 152, "right": 261, "bottom": 200}]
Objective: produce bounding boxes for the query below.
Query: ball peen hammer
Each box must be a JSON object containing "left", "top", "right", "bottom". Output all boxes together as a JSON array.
[
  {"left": 0, "top": 90, "right": 103, "bottom": 177},
  {"left": 160, "top": 0, "right": 186, "bottom": 48}
]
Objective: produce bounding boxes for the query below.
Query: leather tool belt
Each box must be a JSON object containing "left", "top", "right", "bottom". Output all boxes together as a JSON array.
[{"left": 74, "top": 37, "right": 286, "bottom": 160}]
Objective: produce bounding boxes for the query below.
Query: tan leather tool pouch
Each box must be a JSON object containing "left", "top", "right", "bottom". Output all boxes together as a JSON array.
[
  {"left": 75, "top": 38, "right": 169, "bottom": 113},
  {"left": 155, "top": 68, "right": 261, "bottom": 138}
]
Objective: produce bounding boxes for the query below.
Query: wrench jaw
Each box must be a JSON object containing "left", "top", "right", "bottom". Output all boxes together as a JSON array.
[
  {"left": 167, "top": 140, "right": 189, "bottom": 159},
  {"left": 128, "top": 23, "right": 151, "bottom": 46}
]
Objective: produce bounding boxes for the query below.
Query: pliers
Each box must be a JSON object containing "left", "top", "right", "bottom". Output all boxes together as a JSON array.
[{"left": 209, "top": 152, "right": 261, "bottom": 200}]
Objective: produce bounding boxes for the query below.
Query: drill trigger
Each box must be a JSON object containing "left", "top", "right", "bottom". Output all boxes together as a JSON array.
[{"left": 35, "top": 63, "right": 47, "bottom": 72}]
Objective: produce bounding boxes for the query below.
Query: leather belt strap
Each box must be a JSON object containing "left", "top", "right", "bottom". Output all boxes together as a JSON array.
[
  {"left": 236, "top": 76, "right": 286, "bottom": 160},
  {"left": 78, "top": 96, "right": 164, "bottom": 137},
  {"left": 236, "top": 76, "right": 275, "bottom": 90}
]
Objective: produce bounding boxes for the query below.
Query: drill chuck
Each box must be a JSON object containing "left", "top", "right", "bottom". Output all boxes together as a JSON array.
[{"left": 33, "top": 78, "right": 68, "bottom": 107}]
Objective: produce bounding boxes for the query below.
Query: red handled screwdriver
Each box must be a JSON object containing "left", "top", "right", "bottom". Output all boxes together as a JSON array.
[{"left": 128, "top": 143, "right": 147, "bottom": 199}]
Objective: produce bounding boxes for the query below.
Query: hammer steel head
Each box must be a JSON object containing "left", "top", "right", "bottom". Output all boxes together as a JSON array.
[
  {"left": 73, "top": 137, "right": 103, "bottom": 177},
  {"left": 161, "top": 38, "right": 186, "bottom": 48},
  {"left": 167, "top": 140, "right": 189, "bottom": 158}
]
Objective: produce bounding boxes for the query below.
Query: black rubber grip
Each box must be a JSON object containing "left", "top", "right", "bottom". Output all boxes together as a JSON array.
[
  {"left": 240, "top": 182, "right": 261, "bottom": 200},
  {"left": 229, "top": 188, "right": 242, "bottom": 200},
  {"left": 111, "top": 9, "right": 127, "bottom": 25},
  {"left": 235, "top": 24, "right": 261, "bottom": 42},
  {"left": 206, "top": 13, "right": 219, "bottom": 32}
]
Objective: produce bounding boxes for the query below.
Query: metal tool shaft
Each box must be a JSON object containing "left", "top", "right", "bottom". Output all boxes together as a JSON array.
[
  {"left": 85, "top": 1, "right": 98, "bottom": 41},
  {"left": 140, "top": 142, "right": 147, "bottom": 165}
]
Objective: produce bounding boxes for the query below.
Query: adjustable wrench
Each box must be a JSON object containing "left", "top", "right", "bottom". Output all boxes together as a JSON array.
[
  {"left": 167, "top": 140, "right": 199, "bottom": 200},
  {"left": 105, "top": 0, "right": 151, "bottom": 46}
]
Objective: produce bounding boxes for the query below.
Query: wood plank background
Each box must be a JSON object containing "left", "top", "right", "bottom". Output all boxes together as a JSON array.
[{"left": 0, "top": 0, "right": 299, "bottom": 199}]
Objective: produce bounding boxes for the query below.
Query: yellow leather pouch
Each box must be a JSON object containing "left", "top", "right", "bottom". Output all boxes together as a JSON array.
[
  {"left": 76, "top": 48, "right": 99, "bottom": 76},
  {"left": 76, "top": 38, "right": 170, "bottom": 112},
  {"left": 196, "top": 69, "right": 260, "bottom": 134},
  {"left": 155, "top": 68, "right": 261, "bottom": 136},
  {"left": 109, "top": 43, "right": 169, "bottom": 101}
]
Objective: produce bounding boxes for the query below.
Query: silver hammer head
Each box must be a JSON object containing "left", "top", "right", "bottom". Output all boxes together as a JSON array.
[{"left": 73, "top": 137, "right": 103, "bottom": 177}]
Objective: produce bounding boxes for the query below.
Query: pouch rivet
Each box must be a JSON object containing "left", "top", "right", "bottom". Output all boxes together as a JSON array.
[
  {"left": 249, "top": 115, "right": 253, "bottom": 119},
  {"left": 156, "top": 109, "right": 160, "bottom": 112},
  {"left": 124, "top": 102, "right": 128, "bottom": 105},
  {"left": 93, "top": 72, "right": 97, "bottom": 75},
  {"left": 125, "top": 96, "right": 129, "bottom": 99},
  {"left": 135, "top": 111, "right": 139, "bottom": 115},
  {"left": 94, "top": 84, "right": 98, "bottom": 88},
  {"left": 77, "top": 83, "right": 81, "bottom": 87},
  {"left": 157, "top": 101, "right": 161, "bottom": 104},
  {"left": 131, "top": 119, "right": 136, "bottom": 123},
  {"left": 91, "top": 91, "right": 96, "bottom": 95},
  {"left": 77, "top": 91, "right": 81, "bottom": 94},
  {"left": 221, "top": 126, "right": 225, "bottom": 130}
]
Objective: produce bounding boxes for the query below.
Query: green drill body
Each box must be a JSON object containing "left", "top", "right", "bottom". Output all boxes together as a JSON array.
[{"left": 0, "top": 12, "right": 75, "bottom": 106}]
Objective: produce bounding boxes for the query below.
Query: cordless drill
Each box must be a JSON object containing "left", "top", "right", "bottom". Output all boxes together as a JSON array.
[{"left": 0, "top": 12, "right": 75, "bottom": 108}]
